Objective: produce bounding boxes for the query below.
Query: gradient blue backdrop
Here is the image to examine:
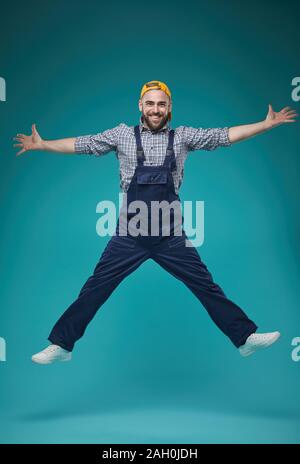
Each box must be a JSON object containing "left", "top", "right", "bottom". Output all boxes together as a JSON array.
[{"left": 0, "top": 0, "right": 300, "bottom": 444}]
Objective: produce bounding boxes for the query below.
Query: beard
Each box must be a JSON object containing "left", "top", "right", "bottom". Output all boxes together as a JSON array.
[{"left": 142, "top": 112, "right": 169, "bottom": 132}]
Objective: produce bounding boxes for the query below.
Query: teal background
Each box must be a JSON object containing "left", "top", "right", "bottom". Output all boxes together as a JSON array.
[{"left": 1, "top": 0, "right": 300, "bottom": 444}]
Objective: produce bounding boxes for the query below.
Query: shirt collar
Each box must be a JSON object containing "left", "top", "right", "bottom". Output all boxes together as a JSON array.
[{"left": 139, "top": 116, "right": 169, "bottom": 133}]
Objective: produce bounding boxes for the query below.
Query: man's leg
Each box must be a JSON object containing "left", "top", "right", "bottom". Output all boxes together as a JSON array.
[
  {"left": 152, "top": 234, "right": 257, "bottom": 348},
  {"left": 48, "top": 235, "right": 150, "bottom": 351}
]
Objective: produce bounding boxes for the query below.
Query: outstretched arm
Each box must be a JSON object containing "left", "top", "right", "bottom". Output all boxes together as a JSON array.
[
  {"left": 14, "top": 123, "right": 122, "bottom": 157},
  {"left": 13, "top": 124, "right": 76, "bottom": 156},
  {"left": 228, "top": 104, "right": 298, "bottom": 144}
]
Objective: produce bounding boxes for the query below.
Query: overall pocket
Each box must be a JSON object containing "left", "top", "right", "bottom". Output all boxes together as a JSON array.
[{"left": 136, "top": 171, "right": 168, "bottom": 185}]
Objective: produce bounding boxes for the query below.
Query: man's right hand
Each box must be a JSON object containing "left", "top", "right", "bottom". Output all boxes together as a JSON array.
[
  {"left": 13, "top": 124, "right": 43, "bottom": 156},
  {"left": 13, "top": 125, "right": 76, "bottom": 155}
]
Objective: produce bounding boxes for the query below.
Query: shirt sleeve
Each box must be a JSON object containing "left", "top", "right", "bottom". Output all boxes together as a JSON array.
[
  {"left": 74, "top": 124, "right": 122, "bottom": 156},
  {"left": 182, "top": 126, "right": 231, "bottom": 151}
]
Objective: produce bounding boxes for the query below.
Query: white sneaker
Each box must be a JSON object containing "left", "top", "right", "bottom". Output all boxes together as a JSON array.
[
  {"left": 31, "top": 344, "right": 72, "bottom": 364},
  {"left": 239, "top": 331, "right": 281, "bottom": 357}
]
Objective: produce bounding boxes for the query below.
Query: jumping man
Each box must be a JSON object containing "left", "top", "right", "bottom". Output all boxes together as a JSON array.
[{"left": 13, "top": 80, "right": 298, "bottom": 363}]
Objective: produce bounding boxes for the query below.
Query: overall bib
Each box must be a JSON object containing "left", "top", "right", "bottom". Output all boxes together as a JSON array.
[
  {"left": 117, "top": 125, "right": 182, "bottom": 243},
  {"left": 49, "top": 125, "right": 257, "bottom": 351}
]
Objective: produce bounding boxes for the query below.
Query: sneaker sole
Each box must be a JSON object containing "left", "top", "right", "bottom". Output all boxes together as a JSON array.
[
  {"left": 31, "top": 355, "right": 72, "bottom": 365},
  {"left": 239, "top": 332, "right": 281, "bottom": 357}
]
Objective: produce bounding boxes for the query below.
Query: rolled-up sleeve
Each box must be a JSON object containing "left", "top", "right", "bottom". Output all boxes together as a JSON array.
[
  {"left": 183, "top": 126, "right": 231, "bottom": 151},
  {"left": 74, "top": 124, "right": 122, "bottom": 156}
]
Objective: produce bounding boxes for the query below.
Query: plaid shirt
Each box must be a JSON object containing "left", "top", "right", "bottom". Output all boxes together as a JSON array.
[{"left": 75, "top": 117, "right": 231, "bottom": 193}]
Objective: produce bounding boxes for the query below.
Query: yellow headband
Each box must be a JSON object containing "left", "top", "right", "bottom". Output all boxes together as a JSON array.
[{"left": 140, "top": 80, "right": 172, "bottom": 120}]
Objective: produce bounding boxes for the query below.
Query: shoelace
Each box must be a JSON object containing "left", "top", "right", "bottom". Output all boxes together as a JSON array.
[
  {"left": 44, "top": 345, "right": 60, "bottom": 353},
  {"left": 250, "top": 334, "right": 270, "bottom": 342}
]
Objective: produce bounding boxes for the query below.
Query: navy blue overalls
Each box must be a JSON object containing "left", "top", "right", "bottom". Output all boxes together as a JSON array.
[{"left": 48, "top": 125, "right": 257, "bottom": 351}]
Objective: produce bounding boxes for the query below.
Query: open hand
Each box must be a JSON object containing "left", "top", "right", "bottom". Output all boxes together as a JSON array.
[
  {"left": 13, "top": 124, "right": 44, "bottom": 156},
  {"left": 265, "top": 104, "right": 298, "bottom": 128}
]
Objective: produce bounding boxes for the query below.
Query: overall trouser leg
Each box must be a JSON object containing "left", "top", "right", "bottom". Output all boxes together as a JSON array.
[
  {"left": 152, "top": 236, "right": 258, "bottom": 347},
  {"left": 48, "top": 235, "right": 149, "bottom": 351}
]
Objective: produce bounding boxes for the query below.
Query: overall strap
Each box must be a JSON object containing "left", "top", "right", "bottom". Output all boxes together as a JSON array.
[
  {"left": 134, "top": 125, "right": 145, "bottom": 166},
  {"left": 163, "top": 129, "right": 177, "bottom": 172}
]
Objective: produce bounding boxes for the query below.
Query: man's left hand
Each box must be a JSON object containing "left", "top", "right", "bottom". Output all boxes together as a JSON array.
[{"left": 265, "top": 104, "right": 298, "bottom": 128}]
